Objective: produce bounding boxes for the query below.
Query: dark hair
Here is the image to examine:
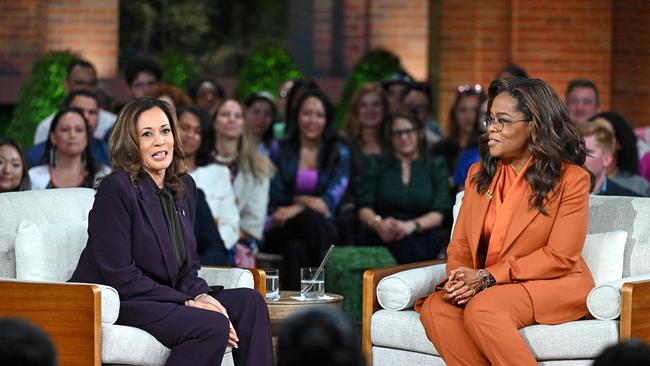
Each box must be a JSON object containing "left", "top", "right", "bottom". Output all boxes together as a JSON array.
[
  {"left": 63, "top": 89, "right": 99, "bottom": 108},
  {"left": 177, "top": 106, "right": 213, "bottom": 163},
  {"left": 109, "top": 97, "right": 186, "bottom": 196},
  {"left": 188, "top": 78, "right": 226, "bottom": 103},
  {"left": 383, "top": 110, "right": 428, "bottom": 162},
  {"left": 0, "top": 318, "right": 56, "bottom": 366},
  {"left": 0, "top": 139, "right": 31, "bottom": 191},
  {"left": 44, "top": 107, "right": 99, "bottom": 182},
  {"left": 152, "top": 83, "right": 193, "bottom": 109},
  {"left": 475, "top": 78, "right": 589, "bottom": 214},
  {"left": 277, "top": 308, "right": 365, "bottom": 366},
  {"left": 244, "top": 92, "right": 278, "bottom": 147},
  {"left": 124, "top": 57, "right": 163, "bottom": 86},
  {"left": 593, "top": 339, "right": 650, "bottom": 366},
  {"left": 448, "top": 85, "right": 486, "bottom": 148},
  {"left": 381, "top": 71, "right": 414, "bottom": 89},
  {"left": 67, "top": 58, "right": 95, "bottom": 78},
  {"left": 402, "top": 82, "right": 433, "bottom": 110},
  {"left": 588, "top": 111, "right": 640, "bottom": 175},
  {"left": 499, "top": 64, "right": 528, "bottom": 79},
  {"left": 286, "top": 88, "right": 341, "bottom": 173},
  {"left": 284, "top": 78, "right": 319, "bottom": 126},
  {"left": 566, "top": 79, "right": 600, "bottom": 106}
]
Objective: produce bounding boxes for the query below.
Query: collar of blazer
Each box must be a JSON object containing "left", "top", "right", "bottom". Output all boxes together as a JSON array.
[{"left": 467, "top": 164, "right": 545, "bottom": 267}]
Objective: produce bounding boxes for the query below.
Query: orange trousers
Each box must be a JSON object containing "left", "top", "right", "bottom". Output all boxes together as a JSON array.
[{"left": 417, "top": 283, "right": 537, "bottom": 366}]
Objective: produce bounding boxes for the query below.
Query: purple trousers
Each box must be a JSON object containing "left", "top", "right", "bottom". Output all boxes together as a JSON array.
[{"left": 138, "top": 288, "right": 273, "bottom": 366}]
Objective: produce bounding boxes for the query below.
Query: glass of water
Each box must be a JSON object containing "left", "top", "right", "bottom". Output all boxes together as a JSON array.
[
  {"left": 265, "top": 268, "right": 280, "bottom": 301},
  {"left": 300, "top": 267, "right": 325, "bottom": 299}
]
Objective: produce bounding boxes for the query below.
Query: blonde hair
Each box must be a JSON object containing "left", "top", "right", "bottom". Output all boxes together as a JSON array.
[
  {"left": 211, "top": 99, "right": 273, "bottom": 180},
  {"left": 109, "top": 97, "right": 187, "bottom": 195},
  {"left": 578, "top": 123, "right": 617, "bottom": 155}
]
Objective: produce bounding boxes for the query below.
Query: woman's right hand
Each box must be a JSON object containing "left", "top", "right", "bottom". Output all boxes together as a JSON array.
[
  {"left": 375, "top": 218, "right": 398, "bottom": 242},
  {"left": 185, "top": 298, "right": 239, "bottom": 349},
  {"left": 272, "top": 204, "right": 304, "bottom": 226}
]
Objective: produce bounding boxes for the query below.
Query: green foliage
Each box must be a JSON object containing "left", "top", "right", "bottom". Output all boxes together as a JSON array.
[
  {"left": 336, "top": 49, "right": 406, "bottom": 128},
  {"left": 234, "top": 44, "right": 301, "bottom": 99},
  {"left": 158, "top": 51, "right": 203, "bottom": 90},
  {"left": 6, "top": 51, "right": 78, "bottom": 149},
  {"left": 325, "top": 246, "right": 397, "bottom": 329}
]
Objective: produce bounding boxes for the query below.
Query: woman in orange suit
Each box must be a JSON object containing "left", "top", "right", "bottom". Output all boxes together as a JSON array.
[{"left": 416, "top": 78, "right": 595, "bottom": 366}]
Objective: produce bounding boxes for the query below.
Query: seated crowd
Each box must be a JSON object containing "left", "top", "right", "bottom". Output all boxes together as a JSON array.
[{"left": 2, "top": 57, "right": 649, "bottom": 292}]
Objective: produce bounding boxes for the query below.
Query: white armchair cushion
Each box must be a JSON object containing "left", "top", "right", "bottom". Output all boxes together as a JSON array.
[
  {"left": 581, "top": 231, "right": 627, "bottom": 286},
  {"left": 376, "top": 263, "right": 446, "bottom": 311},
  {"left": 587, "top": 273, "right": 650, "bottom": 320},
  {"left": 14, "top": 220, "right": 87, "bottom": 282},
  {"left": 198, "top": 267, "right": 254, "bottom": 289}
]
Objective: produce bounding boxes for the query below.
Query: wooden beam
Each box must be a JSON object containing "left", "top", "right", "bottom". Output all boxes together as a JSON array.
[
  {"left": 620, "top": 279, "right": 650, "bottom": 343},
  {"left": 0, "top": 281, "right": 102, "bottom": 366}
]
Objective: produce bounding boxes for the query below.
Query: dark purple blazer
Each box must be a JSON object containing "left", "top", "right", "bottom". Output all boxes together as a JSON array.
[{"left": 70, "top": 170, "right": 212, "bottom": 327}]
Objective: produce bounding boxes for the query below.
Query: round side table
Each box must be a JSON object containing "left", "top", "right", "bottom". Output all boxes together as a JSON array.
[{"left": 267, "top": 291, "right": 344, "bottom": 334}]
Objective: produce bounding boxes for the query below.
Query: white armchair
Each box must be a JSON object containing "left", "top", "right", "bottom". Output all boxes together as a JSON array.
[
  {"left": 0, "top": 188, "right": 266, "bottom": 366},
  {"left": 362, "top": 193, "right": 650, "bottom": 366}
]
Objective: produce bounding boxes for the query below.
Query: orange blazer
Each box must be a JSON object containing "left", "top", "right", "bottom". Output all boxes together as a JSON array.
[{"left": 447, "top": 162, "right": 595, "bottom": 324}]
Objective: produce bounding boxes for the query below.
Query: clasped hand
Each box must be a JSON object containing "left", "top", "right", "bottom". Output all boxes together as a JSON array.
[
  {"left": 376, "top": 217, "right": 416, "bottom": 242},
  {"left": 185, "top": 294, "right": 239, "bottom": 348},
  {"left": 442, "top": 267, "right": 485, "bottom": 306}
]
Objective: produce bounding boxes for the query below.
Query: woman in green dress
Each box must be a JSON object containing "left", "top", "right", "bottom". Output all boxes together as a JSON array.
[{"left": 357, "top": 111, "right": 451, "bottom": 263}]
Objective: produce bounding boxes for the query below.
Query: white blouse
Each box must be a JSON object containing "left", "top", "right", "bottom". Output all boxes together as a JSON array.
[
  {"left": 190, "top": 164, "right": 240, "bottom": 249},
  {"left": 234, "top": 170, "right": 270, "bottom": 241},
  {"left": 28, "top": 164, "right": 111, "bottom": 190}
]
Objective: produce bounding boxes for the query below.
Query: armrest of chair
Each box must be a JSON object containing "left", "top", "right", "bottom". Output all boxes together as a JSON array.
[
  {"left": 620, "top": 279, "right": 650, "bottom": 343},
  {"left": 0, "top": 280, "right": 102, "bottom": 366},
  {"left": 361, "top": 259, "right": 445, "bottom": 366},
  {"left": 198, "top": 266, "right": 266, "bottom": 299}
]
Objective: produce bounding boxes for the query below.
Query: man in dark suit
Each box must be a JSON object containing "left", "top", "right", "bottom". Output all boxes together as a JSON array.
[{"left": 580, "top": 123, "right": 642, "bottom": 197}]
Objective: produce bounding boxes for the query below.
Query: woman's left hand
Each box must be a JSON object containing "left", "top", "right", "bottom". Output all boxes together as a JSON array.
[{"left": 294, "top": 195, "right": 330, "bottom": 218}]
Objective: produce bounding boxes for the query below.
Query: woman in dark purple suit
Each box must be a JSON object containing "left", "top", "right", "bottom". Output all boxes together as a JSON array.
[{"left": 70, "top": 98, "right": 273, "bottom": 366}]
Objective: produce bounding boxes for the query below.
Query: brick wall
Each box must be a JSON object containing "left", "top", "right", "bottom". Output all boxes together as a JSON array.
[
  {"left": 0, "top": 0, "right": 118, "bottom": 80},
  {"left": 612, "top": 1, "right": 650, "bottom": 127},
  {"left": 436, "top": 0, "right": 617, "bottom": 131},
  {"left": 367, "top": 0, "right": 429, "bottom": 80}
]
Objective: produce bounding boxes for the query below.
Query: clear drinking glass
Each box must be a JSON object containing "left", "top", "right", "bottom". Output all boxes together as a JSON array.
[
  {"left": 265, "top": 268, "right": 280, "bottom": 301},
  {"left": 300, "top": 267, "right": 325, "bottom": 299}
]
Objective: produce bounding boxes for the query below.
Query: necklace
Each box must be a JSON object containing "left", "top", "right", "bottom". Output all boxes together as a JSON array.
[{"left": 214, "top": 152, "right": 238, "bottom": 165}]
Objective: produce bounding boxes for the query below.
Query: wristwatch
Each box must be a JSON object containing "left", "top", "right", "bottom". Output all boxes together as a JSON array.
[{"left": 413, "top": 220, "right": 421, "bottom": 233}]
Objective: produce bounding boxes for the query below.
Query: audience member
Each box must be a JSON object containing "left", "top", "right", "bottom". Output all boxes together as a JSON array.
[
  {"left": 265, "top": 89, "right": 351, "bottom": 290},
  {"left": 0, "top": 317, "right": 56, "bottom": 366},
  {"left": 402, "top": 82, "right": 442, "bottom": 143},
  {"left": 124, "top": 56, "right": 162, "bottom": 99},
  {"left": 417, "top": 78, "right": 595, "bottom": 365},
  {"left": 27, "top": 90, "right": 110, "bottom": 168},
  {"left": 244, "top": 92, "right": 278, "bottom": 156},
  {"left": 382, "top": 71, "right": 414, "bottom": 113},
  {"left": 70, "top": 97, "right": 273, "bottom": 365},
  {"left": 33, "top": 58, "right": 116, "bottom": 145},
  {"left": 29, "top": 107, "right": 110, "bottom": 189},
  {"left": 589, "top": 111, "right": 650, "bottom": 196},
  {"left": 357, "top": 111, "right": 449, "bottom": 263},
  {"left": 277, "top": 308, "right": 365, "bottom": 366},
  {"left": 578, "top": 123, "right": 641, "bottom": 196},
  {"left": 153, "top": 84, "right": 193, "bottom": 112},
  {"left": 0, "top": 139, "right": 31, "bottom": 192},
  {"left": 177, "top": 107, "right": 240, "bottom": 252},
  {"left": 188, "top": 78, "right": 226, "bottom": 113},
  {"left": 566, "top": 79, "right": 600, "bottom": 124},
  {"left": 199, "top": 99, "right": 274, "bottom": 267},
  {"left": 592, "top": 339, "right": 650, "bottom": 366},
  {"left": 639, "top": 151, "right": 650, "bottom": 184},
  {"left": 498, "top": 64, "right": 529, "bottom": 79},
  {"left": 433, "top": 83, "right": 485, "bottom": 190},
  {"left": 282, "top": 78, "right": 320, "bottom": 139}
]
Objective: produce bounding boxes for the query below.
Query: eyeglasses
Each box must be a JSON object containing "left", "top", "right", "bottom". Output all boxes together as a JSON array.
[
  {"left": 481, "top": 115, "right": 529, "bottom": 132},
  {"left": 391, "top": 128, "right": 417, "bottom": 139},
  {"left": 457, "top": 84, "right": 482, "bottom": 94}
]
